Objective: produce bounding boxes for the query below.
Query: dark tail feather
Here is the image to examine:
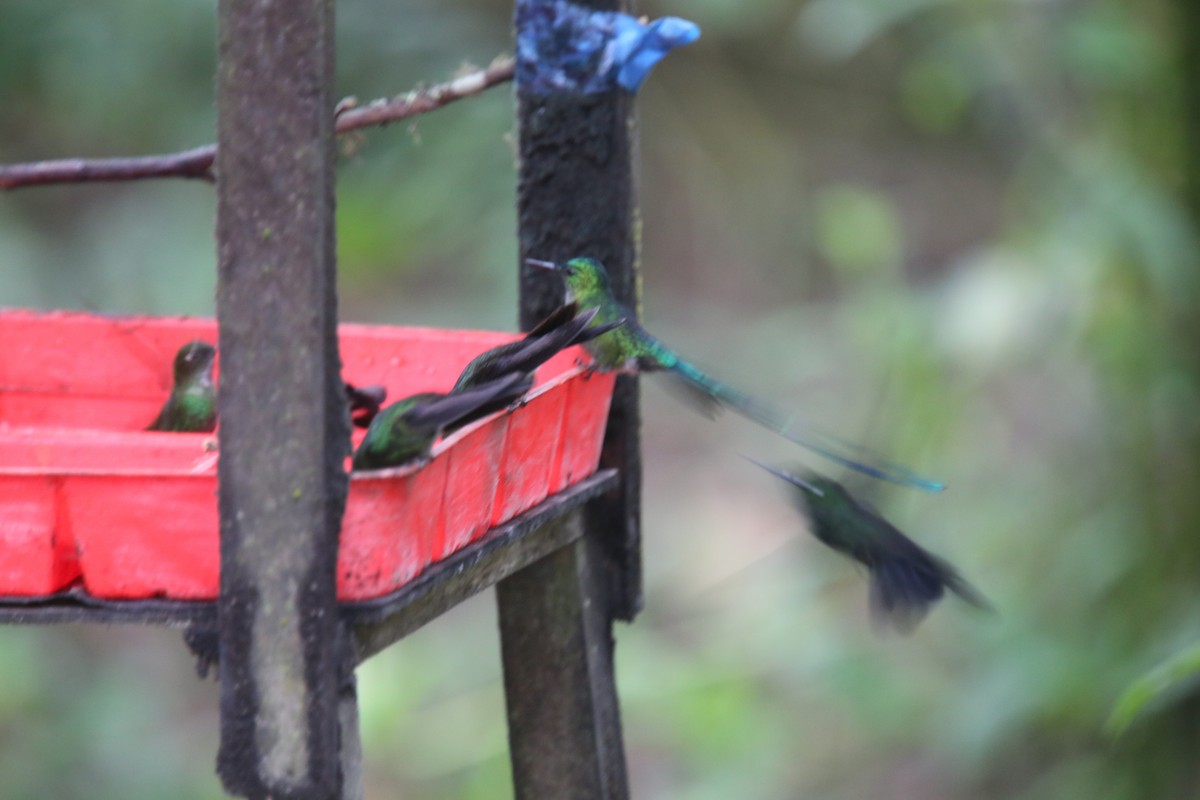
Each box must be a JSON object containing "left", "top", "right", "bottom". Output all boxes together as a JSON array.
[
  {"left": 569, "top": 312, "right": 625, "bottom": 347},
  {"left": 868, "top": 558, "right": 945, "bottom": 633},
  {"left": 407, "top": 372, "right": 533, "bottom": 432},
  {"left": 938, "top": 561, "right": 994, "bottom": 612},
  {"left": 666, "top": 358, "right": 945, "bottom": 492},
  {"left": 461, "top": 306, "right": 623, "bottom": 391},
  {"left": 499, "top": 305, "right": 618, "bottom": 376},
  {"left": 869, "top": 553, "right": 992, "bottom": 633},
  {"left": 445, "top": 309, "right": 621, "bottom": 433},
  {"left": 525, "top": 302, "right": 581, "bottom": 338}
]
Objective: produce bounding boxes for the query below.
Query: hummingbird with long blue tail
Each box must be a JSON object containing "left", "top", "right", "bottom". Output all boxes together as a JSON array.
[
  {"left": 351, "top": 372, "right": 531, "bottom": 472},
  {"left": 747, "top": 458, "right": 990, "bottom": 632},
  {"left": 147, "top": 340, "right": 217, "bottom": 433},
  {"left": 527, "top": 256, "right": 944, "bottom": 491}
]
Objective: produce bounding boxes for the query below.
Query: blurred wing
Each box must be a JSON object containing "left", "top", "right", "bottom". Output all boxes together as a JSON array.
[
  {"left": 868, "top": 544, "right": 992, "bottom": 633},
  {"left": 868, "top": 558, "right": 944, "bottom": 634}
]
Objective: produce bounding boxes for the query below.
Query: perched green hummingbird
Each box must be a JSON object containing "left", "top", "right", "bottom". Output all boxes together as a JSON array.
[
  {"left": 345, "top": 382, "right": 388, "bottom": 429},
  {"left": 748, "top": 458, "right": 990, "bottom": 632},
  {"left": 146, "top": 340, "right": 217, "bottom": 433},
  {"left": 528, "top": 256, "right": 944, "bottom": 491},
  {"left": 351, "top": 372, "right": 531, "bottom": 472}
]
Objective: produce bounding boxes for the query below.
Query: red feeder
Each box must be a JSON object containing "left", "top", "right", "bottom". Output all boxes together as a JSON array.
[{"left": 0, "top": 310, "right": 615, "bottom": 601}]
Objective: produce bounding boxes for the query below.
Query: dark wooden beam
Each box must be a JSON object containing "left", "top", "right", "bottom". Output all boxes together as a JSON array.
[
  {"left": 514, "top": 0, "right": 643, "bottom": 624},
  {"left": 213, "top": 0, "right": 348, "bottom": 797},
  {"left": 0, "top": 593, "right": 216, "bottom": 626},
  {"left": 500, "top": 1, "right": 640, "bottom": 796},
  {"left": 497, "top": 531, "right": 629, "bottom": 799}
]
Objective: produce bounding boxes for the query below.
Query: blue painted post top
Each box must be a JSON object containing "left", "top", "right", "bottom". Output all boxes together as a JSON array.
[{"left": 516, "top": 0, "right": 701, "bottom": 93}]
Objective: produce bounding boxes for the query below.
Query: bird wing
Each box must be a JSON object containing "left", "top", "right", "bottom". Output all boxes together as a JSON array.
[
  {"left": 404, "top": 372, "right": 532, "bottom": 432},
  {"left": 146, "top": 400, "right": 174, "bottom": 431},
  {"left": 525, "top": 301, "right": 581, "bottom": 338},
  {"left": 868, "top": 558, "right": 946, "bottom": 633},
  {"left": 455, "top": 306, "right": 622, "bottom": 390},
  {"left": 495, "top": 306, "right": 621, "bottom": 374}
]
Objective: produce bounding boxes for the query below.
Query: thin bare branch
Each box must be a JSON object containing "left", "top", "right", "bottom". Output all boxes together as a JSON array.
[
  {"left": 0, "top": 146, "right": 218, "bottom": 189},
  {"left": 335, "top": 57, "right": 515, "bottom": 133},
  {"left": 0, "top": 57, "right": 515, "bottom": 191}
]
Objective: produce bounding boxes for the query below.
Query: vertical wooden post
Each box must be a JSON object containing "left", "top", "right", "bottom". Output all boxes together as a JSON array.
[
  {"left": 497, "top": 513, "right": 628, "bottom": 799},
  {"left": 500, "top": 1, "right": 641, "bottom": 797},
  {"left": 513, "top": 0, "right": 643, "bottom": 624},
  {"left": 214, "top": 1, "right": 351, "bottom": 798}
]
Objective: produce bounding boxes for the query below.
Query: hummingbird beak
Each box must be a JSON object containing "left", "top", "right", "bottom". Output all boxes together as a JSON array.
[
  {"left": 741, "top": 455, "right": 824, "bottom": 496},
  {"left": 525, "top": 258, "right": 558, "bottom": 271}
]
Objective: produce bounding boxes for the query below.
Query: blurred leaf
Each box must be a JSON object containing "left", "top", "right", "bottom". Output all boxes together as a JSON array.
[
  {"left": 1106, "top": 643, "right": 1200, "bottom": 738},
  {"left": 795, "top": 0, "right": 950, "bottom": 61},
  {"left": 812, "top": 185, "right": 902, "bottom": 278},
  {"left": 1063, "top": 4, "right": 1163, "bottom": 89},
  {"left": 900, "top": 55, "right": 971, "bottom": 134}
]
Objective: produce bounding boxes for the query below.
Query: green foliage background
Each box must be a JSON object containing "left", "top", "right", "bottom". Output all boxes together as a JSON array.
[{"left": 2, "top": 0, "right": 1199, "bottom": 797}]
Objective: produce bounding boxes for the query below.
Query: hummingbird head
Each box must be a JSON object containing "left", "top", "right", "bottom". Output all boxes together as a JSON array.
[
  {"left": 173, "top": 340, "right": 216, "bottom": 383},
  {"left": 744, "top": 457, "right": 861, "bottom": 518},
  {"left": 527, "top": 256, "right": 612, "bottom": 303}
]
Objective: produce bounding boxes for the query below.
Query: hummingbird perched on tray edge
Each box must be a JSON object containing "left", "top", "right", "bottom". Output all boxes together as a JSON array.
[
  {"left": 355, "top": 301, "right": 622, "bottom": 471},
  {"left": 351, "top": 372, "right": 532, "bottom": 472}
]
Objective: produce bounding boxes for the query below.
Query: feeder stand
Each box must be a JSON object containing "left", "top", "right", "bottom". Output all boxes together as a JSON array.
[{"left": 0, "top": 1, "right": 643, "bottom": 798}]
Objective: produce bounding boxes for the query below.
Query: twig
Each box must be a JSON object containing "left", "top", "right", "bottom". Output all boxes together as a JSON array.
[
  {"left": 336, "top": 57, "right": 514, "bottom": 132},
  {"left": 0, "top": 146, "right": 219, "bottom": 188},
  {"left": 0, "top": 57, "right": 515, "bottom": 191}
]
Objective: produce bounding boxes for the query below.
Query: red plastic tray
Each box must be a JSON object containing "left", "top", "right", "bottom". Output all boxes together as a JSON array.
[{"left": 0, "top": 310, "right": 615, "bottom": 601}]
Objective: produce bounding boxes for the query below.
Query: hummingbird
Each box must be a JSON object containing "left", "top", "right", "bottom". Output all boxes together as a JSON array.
[
  {"left": 443, "top": 302, "right": 624, "bottom": 433},
  {"left": 345, "top": 382, "right": 388, "bottom": 429},
  {"left": 528, "top": 256, "right": 944, "bottom": 491},
  {"left": 351, "top": 372, "right": 531, "bottom": 472},
  {"left": 452, "top": 303, "right": 622, "bottom": 392},
  {"left": 146, "top": 340, "right": 217, "bottom": 433},
  {"left": 748, "top": 458, "right": 990, "bottom": 632}
]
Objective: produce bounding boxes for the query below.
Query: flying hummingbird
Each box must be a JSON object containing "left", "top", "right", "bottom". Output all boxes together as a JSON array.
[
  {"left": 351, "top": 372, "right": 531, "bottom": 472},
  {"left": 528, "top": 256, "right": 944, "bottom": 491},
  {"left": 146, "top": 340, "right": 217, "bottom": 433},
  {"left": 748, "top": 458, "right": 990, "bottom": 632},
  {"left": 443, "top": 302, "right": 624, "bottom": 433}
]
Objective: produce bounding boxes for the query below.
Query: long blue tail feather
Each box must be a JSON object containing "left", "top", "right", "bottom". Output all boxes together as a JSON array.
[{"left": 666, "top": 357, "right": 946, "bottom": 492}]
